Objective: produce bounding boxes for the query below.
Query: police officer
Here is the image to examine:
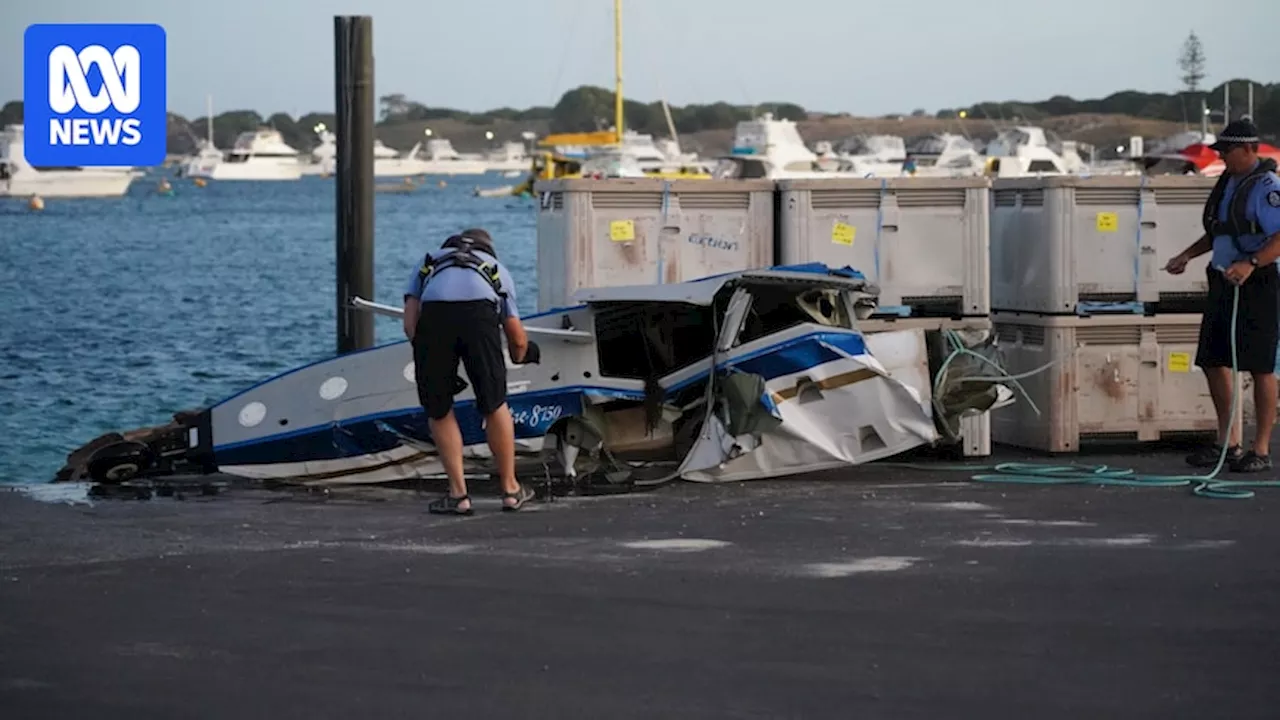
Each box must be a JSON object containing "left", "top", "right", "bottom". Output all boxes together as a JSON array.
[
  {"left": 1164, "top": 119, "right": 1280, "bottom": 472},
  {"left": 403, "top": 228, "right": 539, "bottom": 513}
]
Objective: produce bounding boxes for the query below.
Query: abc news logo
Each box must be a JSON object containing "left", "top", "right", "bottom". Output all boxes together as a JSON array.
[
  {"left": 23, "top": 24, "right": 166, "bottom": 166},
  {"left": 48, "top": 44, "right": 143, "bottom": 147}
]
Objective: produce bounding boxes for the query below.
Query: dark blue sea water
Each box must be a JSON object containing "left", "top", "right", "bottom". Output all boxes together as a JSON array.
[{"left": 0, "top": 172, "right": 536, "bottom": 483}]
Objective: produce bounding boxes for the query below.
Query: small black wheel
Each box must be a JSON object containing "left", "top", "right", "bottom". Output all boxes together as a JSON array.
[{"left": 86, "top": 441, "right": 156, "bottom": 485}]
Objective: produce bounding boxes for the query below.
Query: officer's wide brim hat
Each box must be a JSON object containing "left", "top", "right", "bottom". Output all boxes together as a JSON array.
[{"left": 1210, "top": 119, "right": 1261, "bottom": 152}]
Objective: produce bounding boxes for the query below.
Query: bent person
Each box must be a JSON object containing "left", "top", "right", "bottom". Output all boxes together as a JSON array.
[{"left": 402, "top": 228, "right": 540, "bottom": 513}]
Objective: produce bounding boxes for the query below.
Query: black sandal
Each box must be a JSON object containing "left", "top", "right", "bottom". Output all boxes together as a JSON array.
[
  {"left": 428, "top": 494, "right": 473, "bottom": 515},
  {"left": 501, "top": 484, "right": 534, "bottom": 512},
  {"left": 1229, "top": 451, "right": 1272, "bottom": 473},
  {"left": 1186, "top": 444, "right": 1243, "bottom": 468}
]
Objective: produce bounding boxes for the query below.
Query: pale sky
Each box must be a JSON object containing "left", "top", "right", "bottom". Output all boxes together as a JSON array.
[{"left": 3, "top": 0, "right": 1276, "bottom": 119}]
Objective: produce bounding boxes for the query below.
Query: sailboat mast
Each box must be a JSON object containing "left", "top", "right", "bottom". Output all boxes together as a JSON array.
[
  {"left": 614, "top": 0, "right": 623, "bottom": 142},
  {"left": 661, "top": 97, "right": 678, "bottom": 145},
  {"left": 206, "top": 94, "right": 214, "bottom": 145}
]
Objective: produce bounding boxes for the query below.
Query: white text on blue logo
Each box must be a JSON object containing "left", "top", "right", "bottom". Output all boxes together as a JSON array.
[{"left": 47, "top": 44, "right": 142, "bottom": 146}]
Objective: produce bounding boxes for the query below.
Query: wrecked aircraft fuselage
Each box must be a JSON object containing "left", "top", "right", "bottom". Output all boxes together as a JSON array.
[{"left": 57, "top": 264, "right": 1010, "bottom": 488}]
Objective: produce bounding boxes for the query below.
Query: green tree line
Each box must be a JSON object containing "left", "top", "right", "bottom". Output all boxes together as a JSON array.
[
  {"left": 938, "top": 79, "right": 1279, "bottom": 133},
  {"left": 0, "top": 80, "right": 1275, "bottom": 157}
]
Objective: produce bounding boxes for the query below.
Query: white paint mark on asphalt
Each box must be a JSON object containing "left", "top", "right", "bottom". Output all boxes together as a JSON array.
[
  {"left": 954, "top": 538, "right": 1036, "bottom": 547},
  {"left": 1177, "top": 539, "right": 1236, "bottom": 550},
  {"left": 917, "top": 501, "right": 994, "bottom": 512},
  {"left": 955, "top": 534, "right": 1156, "bottom": 549},
  {"left": 1062, "top": 535, "right": 1153, "bottom": 547},
  {"left": 804, "top": 556, "right": 921, "bottom": 578},
  {"left": 997, "top": 519, "right": 1097, "bottom": 528},
  {"left": 620, "top": 539, "right": 731, "bottom": 552},
  {"left": 360, "top": 542, "right": 477, "bottom": 554}
]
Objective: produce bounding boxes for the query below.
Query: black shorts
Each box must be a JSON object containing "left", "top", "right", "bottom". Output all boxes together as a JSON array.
[
  {"left": 413, "top": 300, "right": 507, "bottom": 419},
  {"left": 1195, "top": 263, "right": 1280, "bottom": 373}
]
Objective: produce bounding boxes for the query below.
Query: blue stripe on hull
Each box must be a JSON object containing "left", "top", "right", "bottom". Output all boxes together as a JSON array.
[
  {"left": 215, "top": 389, "right": 596, "bottom": 466},
  {"left": 214, "top": 331, "right": 870, "bottom": 467}
]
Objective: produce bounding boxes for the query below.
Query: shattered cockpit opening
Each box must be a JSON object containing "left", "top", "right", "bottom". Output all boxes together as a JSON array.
[{"left": 592, "top": 298, "right": 721, "bottom": 380}]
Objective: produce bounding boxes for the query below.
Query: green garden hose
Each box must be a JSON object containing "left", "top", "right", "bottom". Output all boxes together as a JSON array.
[{"left": 891, "top": 285, "right": 1280, "bottom": 500}]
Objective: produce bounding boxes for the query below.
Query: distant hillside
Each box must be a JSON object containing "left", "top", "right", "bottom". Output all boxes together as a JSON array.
[{"left": 1, "top": 79, "right": 1275, "bottom": 158}]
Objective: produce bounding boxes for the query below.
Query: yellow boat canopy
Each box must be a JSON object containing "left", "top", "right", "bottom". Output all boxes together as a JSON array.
[{"left": 537, "top": 131, "right": 619, "bottom": 147}]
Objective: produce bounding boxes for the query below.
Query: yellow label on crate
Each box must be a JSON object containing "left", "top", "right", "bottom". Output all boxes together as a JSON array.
[
  {"left": 831, "top": 221, "right": 856, "bottom": 246},
  {"left": 1095, "top": 212, "right": 1119, "bottom": 232},
  {"left": 609, "top": 219, "right": 635, "bottom": 242},
  {"left": 1168, "top": 351, "right": 1191, "bottom": 373}
]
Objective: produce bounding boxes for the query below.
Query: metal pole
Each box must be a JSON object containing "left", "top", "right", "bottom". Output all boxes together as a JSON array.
[
  {"left": 1223, "top": 82, "right": 1230, "bottom": 127},
  {"left": 1247, "top": 81, "right": 1254, "bottom": 120},
  {"left": 334, "top": 16, "right": 375, "bottom": 354},
  {"left": 614, "top": 0, "right": 623, "bottom": 141}
]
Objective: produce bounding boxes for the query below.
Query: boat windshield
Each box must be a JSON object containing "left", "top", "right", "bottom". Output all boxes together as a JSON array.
[{"left": 712, "top": 157, "right": 768, "bottom": 179}]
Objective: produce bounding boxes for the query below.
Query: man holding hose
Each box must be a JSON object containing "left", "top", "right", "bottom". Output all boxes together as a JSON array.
[{"left": 1165, "top": 119, "right": 1280, "bottom": 472}]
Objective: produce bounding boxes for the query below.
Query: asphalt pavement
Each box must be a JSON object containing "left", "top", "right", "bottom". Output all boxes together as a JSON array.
[{"left": 1, "top": 448, "right": 1278, "bottom": 719}]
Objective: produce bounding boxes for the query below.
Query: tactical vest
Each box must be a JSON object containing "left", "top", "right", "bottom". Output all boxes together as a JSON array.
[
  {"left": 1203, "top": 158, "right": 1278, "bottom": 253},
  {"left": 415, "top": 234, "right": 505, "bottom": 300}
]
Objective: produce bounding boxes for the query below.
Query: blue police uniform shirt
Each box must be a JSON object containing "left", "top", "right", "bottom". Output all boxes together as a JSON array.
[
  {"left": 1209, "top": 162, "right": 1280, "bottom": 269},
  {"left": 403, "top": 248, "right": 519, "bottom": 319}
]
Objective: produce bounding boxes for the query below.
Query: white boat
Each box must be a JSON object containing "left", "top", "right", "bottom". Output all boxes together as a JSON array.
[
  {"left": 296, "top": 131, "right": 333, "bottom": 176},
  {"left": 375, "top": 140, "right": 431, "bottom": 177},
  {"left": 58, "top": 264, "right": 1014, "bottom": 488},
  {"left": 578, "top": 148, "right": 650, "bottom": 178},
  {"left": 982, "top": 126, "right": 1088, "bottom": 177},
  {"left": 474, "top": 184, "right": 518, "bottom": 198},
  {"left": 830, "top": 134, "right": 908, "bottom": 177},
  {"left": 181, "top": 140, "right": 223, "bottom": 178},
  {"left": 618, "top": 130, "right": 712, "bottom": 175},
  {"left": 0, "top": 124, "right": 136, "bottom": 198},
  {"left": 299, "top": 128, "right": 431, "bottom": 178},
  {"left": 418, "top": 139, "right": 488, "bottom": 175},
  {"left": 905, "top": 134, "right": 987, "bottom": 177},
  {"left": 180, "top": 95, "right": 222, "bottom": 178},
  {"left": 482, "top": 141, "right": 532, "bottom": 173},
  {"left": 984, "top": 126, "right": 1143, "bottom": 177},
  {"left": 1145, "top": 130, "right": 1216, "bottom": 156},
  {"left": 186, "top": 128, "right": 303, "bottom": 181},
  {"left": 711, "top": 114, "right": 873, "bottom": 180}
]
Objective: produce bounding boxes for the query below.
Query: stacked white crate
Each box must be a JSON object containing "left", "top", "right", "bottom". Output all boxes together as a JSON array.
[
  {"left": 987, "top": 174, "right": 1250, "bottom": 452},
  {"left": 776, "top": 177, "right": 994, "bottom": 456},
  {"left": 533, "top": 177, "right": 775, "bottom": 311},
  {"left": 776, "top": 177, "right": 991, "bottom": 317}
]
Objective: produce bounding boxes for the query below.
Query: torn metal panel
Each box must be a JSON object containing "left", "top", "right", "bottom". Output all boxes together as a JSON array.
[{"left": 677, "top": 329, "right": 940, "bottom": 483}]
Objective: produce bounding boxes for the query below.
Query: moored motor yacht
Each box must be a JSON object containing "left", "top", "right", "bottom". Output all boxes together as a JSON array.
[
  {"left": 712, "top": 114, "right": 874, "bottom": 180},
  {"left": 0, "top": 124, "right": 137, "bottom": 198},
  {"left": 186, "top": 128, "right": 304, "bottom": 181}
]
